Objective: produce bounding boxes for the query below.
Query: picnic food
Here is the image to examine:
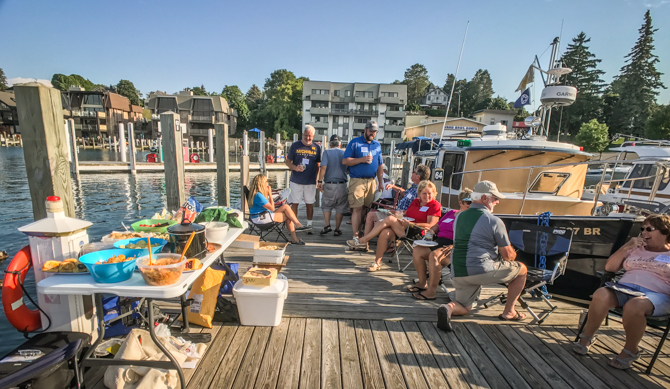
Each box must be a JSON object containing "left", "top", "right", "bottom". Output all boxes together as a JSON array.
[
  {"left": 138, "top": 222, "right": 170, "bottom": 228},
  {"left": 258, "top": 245, "right": 281, "bottom": 250},
  {"left": 118, "top": 240, "right": 161, "bottom": 249},
  {"left": 138, "top": 257, "right": 185, "bottom": 286},
  {"left": 185, "top": 258, "right": 203, "bottom": 271},
  {"left": 41, "top": 261, "right": 61, "bottom": 272},
  {"left": 41, "top": 259, "right": 87, "bottom": 273},
  {"left": 109, "top": 232, "right": 144, "bottom": 240},
  {"left": 96, "top": 254, "right": 136, "bottom": 265}
]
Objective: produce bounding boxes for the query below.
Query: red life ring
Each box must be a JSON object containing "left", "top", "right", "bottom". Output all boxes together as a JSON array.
[
  {"left": 2, "top": 246, "right": 42, "bottom": 333},
  {"left": 190, "top": 153, "right": 200, "bottom": 163}
]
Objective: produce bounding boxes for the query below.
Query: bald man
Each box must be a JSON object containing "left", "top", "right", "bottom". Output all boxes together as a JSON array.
[{"left": 285, "top": 125, "right": 321, "bottom": 231}]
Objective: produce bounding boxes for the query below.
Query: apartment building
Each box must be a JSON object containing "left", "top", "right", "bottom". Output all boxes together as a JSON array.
[
  {"left": 471, "top": 109, "right": 517, "bottom": 133},
  {"left": 302, "top": 81, "right": 407, "bottom": 153},
  {"left": 145, "top": 89, "right": 236, "bottom": 141}
]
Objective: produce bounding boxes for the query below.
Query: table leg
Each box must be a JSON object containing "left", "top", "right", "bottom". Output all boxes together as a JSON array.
[
  {"left": 180, "top": 294, "right": 190, "bottom": 332},
  {"left": 148, "top": 298, "right": 186, "bottom": 389},
  {"left": 81, "top": 293, "right": 106, "bottom": 363}
]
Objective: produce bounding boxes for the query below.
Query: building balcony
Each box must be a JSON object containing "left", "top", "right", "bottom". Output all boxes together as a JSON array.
[
  {"left": 310, "top": 121, "right": 329, "bottom": 129},
  {"left": 385, "top": 124, "right": 405, "bottom": 133},
  {"left": 331, "top": 108, "right": 352, "bottom": 115},
  {"left": 310, "top": 94, "right": 330, "bottom": 101},
  {"left": 190, "top": 128, "right": 210, "bottom": 136},
  {"left": 354, "top": 96, "right": 375, "bottom": 103},
  {"left": 353, "top": 122, "right": 367, "bottom": 130},
  {"left": 353, "top": 110, "right": 378, "bottom": 116},
  {"left": 71, "top": 110, "right": 100, "bottom": 118},
  {"left": 309, "top": 107, "right": 330, "bottom": 115},
  {"left": 385, "top": 110, "right": 406, "bottom": 119},
  {"left": 190, "top": 115, "right": 214, "bottom": 123},
  {"left": 379, "top": 96, "right": 402, "bottom": 104}
]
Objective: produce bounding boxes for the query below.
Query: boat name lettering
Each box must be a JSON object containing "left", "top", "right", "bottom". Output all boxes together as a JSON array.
[
  {"left": 552, "top": 229, "right": 566, "bottom": 235},
  {"left": 564, "top": 227, "right": 601, "bottom": 235}
]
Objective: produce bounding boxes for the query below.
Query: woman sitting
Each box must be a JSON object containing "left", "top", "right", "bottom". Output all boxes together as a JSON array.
[
  {"left": 573, "top": 214, "right": 670, "bottom": 369},
  {"left": 248, "top": 174, "right": 306, "bottom": 245},
  {"left": 408, "top": 189, "right": 472, "bottom": 300},
  {"left": 347, "top": 181, "right": 441, "bottom": 272}
]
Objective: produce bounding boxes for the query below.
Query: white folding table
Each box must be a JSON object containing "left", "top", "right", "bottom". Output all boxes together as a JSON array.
[{"left": 37, "top": 225, "right": 246, "bottom": 389}]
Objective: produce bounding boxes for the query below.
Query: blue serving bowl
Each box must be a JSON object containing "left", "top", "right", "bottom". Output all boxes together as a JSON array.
[
  {"left": 78, "top": 249, "right": 141, "bottom": 283},
  {"left": 113, "top": 238, "right": 167, "bottom": 256}
]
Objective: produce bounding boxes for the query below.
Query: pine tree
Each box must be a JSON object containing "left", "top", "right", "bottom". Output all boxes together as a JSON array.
[
  {"left": 608, "top": 10, "right": 665, "bottom": 137},
  {"left": 0, "top": 68, "right": 7, "bottom": 91},
  {"left": 560, "top": 32, "right": 606, "bottom": 137},
  {"left": 402, "top": 64, "right": 431, "bottom": 106}
]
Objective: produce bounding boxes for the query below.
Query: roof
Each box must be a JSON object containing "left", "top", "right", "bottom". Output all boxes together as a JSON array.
[
  {"left": 130, "top": 105, "right": 143, "bottom": 114},
  {"left": 472, "top": 109, "right": 517, "bottom": 115},
  {"left": 106, "top": 93, "right": 131, "bottom": 111},
  {"left": 0, "top": 91, "right": 16, "bottom": 108},
  {"left": 610, "top": 146, "right": 670, "bottom": 159}
]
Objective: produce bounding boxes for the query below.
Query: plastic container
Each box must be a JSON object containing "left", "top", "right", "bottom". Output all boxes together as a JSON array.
[
  {"left": 131, "top": 219, "right": 178, "bottom": 233},
  {"left": 253, "top": 242, "right": 288, "bottom": 264},
  {"left": 78, "top": 249, "right": 140, "bottom": 283},
  {"left": 113, "top": 237, "right": 168, "bottom": 256},
  {"left": 198, "top": 222, "right": 229, "bottom": 243},
  {"left": 232, "top": 279, "right": 288, "bottom": 326},
  {"left": 79, "top": 241, "right": 115, "bottom": 256},
  {"left": 136, "top": 254, "right": 187, "bottom": 286},
  {"left": 101, "top": 231, "right": 151, "bottom": 243}
]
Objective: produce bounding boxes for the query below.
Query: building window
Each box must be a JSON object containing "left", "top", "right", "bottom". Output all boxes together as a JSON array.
[
  {"left": 381, "top": 92, "right": 398, "bottom": 97},
  {"left": 345, "top": 90, "right": 351, "bottom": 97},
  {"left": 313, "top": 116, "right": 328, "bottom": 123},
  {"left": 311, "top": 102, "right": 328, "bottom": 108},
  {"left": 334, "top": 90, "right": 340, "bottom": 96},
  {"left": 333, "top": 103, "right": 346, "bottom": 110},
  {"left": 355, "top": 91, "right": 373, "bottom": 98},
  {"left": 370, "top": 104, "right": 377, "bottom": 112},
  {"left": 490, "top": 118, "right": 496, "bottom": 125},
  {"left": 501, "top": 120, "right": 508, "bottom": 126},
  {"left": 355, "top": 117, "right": 369, "bottom": 124},
  {"left": 311, "top": 89, "right": 329, "bottom": 95},
  {"left": 343, "top": 116, "right": 349, "bottom": 123}
]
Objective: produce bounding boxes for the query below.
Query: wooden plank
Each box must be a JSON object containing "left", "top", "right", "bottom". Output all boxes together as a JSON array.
[
  {"left": 416, "top": 322, "right": 474, "bottom": 389},
  {"left": 400, "top": 321, "right": 449, "bottom": 389},
  {"left": 231, "top": 326, "right": 272, "bottom": 389},
  {"left": 353, "top": 320, "right": 385, "bottom": 389},
  {"left": 160, "top": 111, "right": 185, "bottom": 212},
  {"left": 369, "top": 320, "right": 407, "bottom": 389},
  {"left": 83, "top": 366, "right": 107, "bottom": 389},
  {"left": 299, "top": 318, "right": 322, "bottom": 389},
  {"left": 254, "top": 319, "right": 291, "bottom": 389},
  {"left": 339, "top": 320, "right": 364, "bottom": 389},
  {"left": 385, "top": 320, "right": 429, "bottom": 389},
  {"left": 321, "top": 319, "right": 342, "bottom": 389},
  {"left": 432, "top": 321, "right": 490, "bottom": 389},
  {"left": 450, "top": 322, "right": 511, "bottom": 389},
  {"left": 276, "top": 318, "right": 306, "bottom": 389},
  {"left": 187, "top": 324, "right": 238, "bottom": 389},
  {"left": 207, "top": 326, "right": 255, "bottom": 389}
]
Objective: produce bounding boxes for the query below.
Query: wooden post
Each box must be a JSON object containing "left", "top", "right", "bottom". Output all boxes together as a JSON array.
[
  {"left": 128, "top": 122, "right": 137, "bottom": 174},
  {"left": 208, "top": 128, "right": 214, "bottom": 162},
  {"left": 68, "top": 119, "right": 79, "bottom": 176},
  {"left": 161, "top": 112, "right": 185, "bottom": 212},
  {"left": 14, "top": 83, "right": 75, "bottom": 220},
  {"left": 215, "top": 123, "right": 230, "bottom": 207},
  {"left": 240, "top": 131, "right": 250, "bottom": 211},
  {"left": 118, "top": 123, "right": 127, "bottom": 162}
]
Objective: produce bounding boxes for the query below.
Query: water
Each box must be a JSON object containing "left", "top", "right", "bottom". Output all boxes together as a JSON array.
[{"left": 0, "top": 147, "right": 283, "bottom": 355}]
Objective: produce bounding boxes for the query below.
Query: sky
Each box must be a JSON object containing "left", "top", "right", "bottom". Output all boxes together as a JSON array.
[{"left": 1, "top": 0, "right": 669, "bottom": 112}]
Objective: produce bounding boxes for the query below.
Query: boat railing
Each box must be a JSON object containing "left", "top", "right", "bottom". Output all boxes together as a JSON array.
[{"left": 444, "top": 159, "right": 670, "bottom": 215}]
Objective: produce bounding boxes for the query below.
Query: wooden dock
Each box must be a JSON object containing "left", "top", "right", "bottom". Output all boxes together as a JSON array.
[
  {"left": 76, "top": 161, "right": 290, "bottom": 173},
  {"left": 83, "top": 210, "right": 670, "bottom": 389}
]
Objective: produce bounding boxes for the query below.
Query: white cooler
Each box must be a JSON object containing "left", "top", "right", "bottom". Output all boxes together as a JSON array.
[{"left": 232, "top": 279, "right": 288, "bottom": 326}]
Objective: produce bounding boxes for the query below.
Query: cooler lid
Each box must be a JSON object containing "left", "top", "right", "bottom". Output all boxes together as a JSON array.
[
  {"left": 19, "top": 216, "right": 92, "bottom": 236},
  {"left": 233, "top": 279, "right": 288, "bottom": 296}
]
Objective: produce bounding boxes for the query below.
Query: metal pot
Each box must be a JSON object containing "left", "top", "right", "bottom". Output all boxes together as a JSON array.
[{"left": 167, "top": 220, "right": 208, "bottom": 259}]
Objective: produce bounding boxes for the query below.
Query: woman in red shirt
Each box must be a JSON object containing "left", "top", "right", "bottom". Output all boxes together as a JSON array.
[{"left": 347, "top": 181, "right": 441, "bottom": 271}]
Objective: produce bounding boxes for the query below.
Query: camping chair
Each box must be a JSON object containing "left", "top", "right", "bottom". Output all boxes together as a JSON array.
[
  {"left": 395, "top": 224, "right": 425, "bottom": 272},
  {"left": 478, "top": 222, "right": 573, "bottom": 324},
  {"left": 574, "top": 271, "right": 670, "bottom": 374},
  {"left": 242, "top": 186, "right": 289, "bottom": 242}
]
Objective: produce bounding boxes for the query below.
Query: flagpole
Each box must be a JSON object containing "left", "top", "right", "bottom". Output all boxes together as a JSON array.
[{"left": 440, "top": 21, "right": 469, "bottom": 144}]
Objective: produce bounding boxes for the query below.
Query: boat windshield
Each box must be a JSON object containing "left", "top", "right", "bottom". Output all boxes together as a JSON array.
[{"left": 622, "top": 163, "right": 670, "bottom": 190}]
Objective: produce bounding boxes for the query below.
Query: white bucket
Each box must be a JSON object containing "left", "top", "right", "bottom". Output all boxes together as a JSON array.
[
  {"left": 232, "top": 279, "right": 288, "bottom": 326},
  {"left": 198, "top": 222, "right": 229, "bottom": 243}
]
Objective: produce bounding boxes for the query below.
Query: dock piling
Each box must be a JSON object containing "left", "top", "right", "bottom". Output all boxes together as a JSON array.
[
  {"left": 161, "top": 112, "right": 186, "bottom": 212},
  {"left": 128, "top": 122, "right": 136, "bottom": 174}
]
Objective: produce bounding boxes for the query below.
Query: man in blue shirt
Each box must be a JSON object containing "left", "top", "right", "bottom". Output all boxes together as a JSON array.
[
  {"left": 343, "top": 120, "right": 383, "bottom": 240},
  {"left": 286, "top": 125, "right": 321, "bottom": 231}
]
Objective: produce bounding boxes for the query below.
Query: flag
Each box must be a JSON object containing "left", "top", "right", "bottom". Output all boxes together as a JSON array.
[
  {"left": 515, "top": 65, "right": 535, "bottom": 92},
  {"left": 514, "top": 88, "right": 531, "bottom": 108}
]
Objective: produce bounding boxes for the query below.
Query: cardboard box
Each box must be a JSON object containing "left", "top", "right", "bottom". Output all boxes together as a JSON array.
[
  {"left": 230, "top": 234, "right": 260, "bottom": 249},
  {"left": 253, "top": 255, "right": 289, "bottom": 272},
  {"left": 242, "top": 267, "right": 278, "bottom": 287},
  {"left": 253, "top": 242, "right": 288, "bottom": 264}
]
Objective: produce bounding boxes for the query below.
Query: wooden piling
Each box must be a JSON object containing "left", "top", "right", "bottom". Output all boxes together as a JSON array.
[
  {"left": 67, "top": 119, "right": 79, "bottom": 176},
  {"left": 161, "top": 112, "right": 185, "bottom": 212},
  {"left": 128, "top": 122, "right": 136, "bottom": 174},
  {"left": 215, "top": 123, "right": 230, "bottom": 207},
  {"left": 14, "top": 83, "right": 76, "bottom": 220}
]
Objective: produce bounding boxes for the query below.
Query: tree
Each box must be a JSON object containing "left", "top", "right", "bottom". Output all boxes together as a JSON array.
[
  {"left": 0, "top": 68, "right": 7, "bottom": 91},
  {"left": 560, "top": 32, "right": 607, "bottom": 136},
  {"left": 222, "top": 85, "right": 250, "bottom": 132},
  {"left": 191, "top": 84, "right": 208, "bottom": 96},
  {"left": 51, "top": 74, "right": 100, "bottom": 91},
  {"left": 116, "top": 80, "right": 141, "bottom": 106},
  {"left": 608, "top": 10, "right": 665, "bottom": 136},
  {"left": 245, "top": 84, "right": 263, "bottom": 108},
  {"left": 458, "top": 69, "right": 494, "bottom": 117},
  {"left": 262, "top": 69, "right": 307, "bottom": 138},
  {"left": 575, "top": 119, "right": 610, "bottom": 153},
  {"left": 443, "top": 73, "right": 467, "bottom": 117},
  {"left": 402, "top": 64, "right": 431, "bottom": 106},
  {"left": 476, "top": 96, "right": 509, "bottom": 111},
  {"left": 645, "top": 105, "right": 670, "bottom": 139}
]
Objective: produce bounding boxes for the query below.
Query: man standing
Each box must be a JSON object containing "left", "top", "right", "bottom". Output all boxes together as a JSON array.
[
  {"left": 316, "top": 135, "right": 348, "bottom": 236},
  {"left": 437, "top": 180, "right": 528, "bottom": 332},
  {"left": 342, "top": 120, "right": 383, "bottom": 240},
  {"left": 286, "top": 125, "right": 321, "bottom": 232}
]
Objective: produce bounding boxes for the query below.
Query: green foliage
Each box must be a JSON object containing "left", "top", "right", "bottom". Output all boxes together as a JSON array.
[
  {"left": 191, "top": 84, "right": 209, "bottom": 96},
  {"left": 575, "top": 119, "right": 610, "bottom": 153},
  {"left": 645, "top": 105, "right": 670, "bottom": 139},
  {"left": 608, "top": 10, "right": 666, "bottom": 137},
  {"left": 443, "top": 74, "right": 467, "bottom": 117},
  {"left": 560, "top": 32, "right": 607, "bottom": 135},
  {"left": 507, "top": 102, "right": 530, "bottom": 122},
  {"left": 116, "top": 79, "right": 141, "bottom": 106},
  {"left": 443, "top": 70, "right": 494, "bottom": 117},
  {"left": 403, "top": 64, "right": 431, "bottom": 105},
  {"left": 261, "top": 69, "right": 307, "bottom": 138},
  {"left": 407, "top": 103, "right": 421, "bottom": 112},
  {"left": 222, "top": 85, "right": 250, "bottom": 132},
  {"left": 0, "top": 68, "right": 7, "bottom": 91},
  {"left": 476, "top": 96, "right": 510, "bottom": 111},
  {"left": 245, "top": 85, "right": 263, "bottom": 108},
  {"left": 51, "top": 73, "right": 104, "bottom": 91},
  {"left": 425, "top": 109, "right": 446, "bottom": 117}
]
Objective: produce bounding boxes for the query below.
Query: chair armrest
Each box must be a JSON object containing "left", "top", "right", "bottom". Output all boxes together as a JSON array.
[{"left": 599, "top": 271, "right": 617, "bottom": 286}]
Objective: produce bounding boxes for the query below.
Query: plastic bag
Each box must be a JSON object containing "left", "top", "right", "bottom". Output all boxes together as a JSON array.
[
  {"left": 94, "top": 338, "right": 125, "bottom": 357},
  {"left": 154, "top": 323, "right": 171, "bottom": 338},
  {"left": 174, "top": 197, "right": 203, "bottom": 224}
]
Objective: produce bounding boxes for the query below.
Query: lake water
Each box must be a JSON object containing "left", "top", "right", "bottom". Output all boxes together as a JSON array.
[{"left": 0, "top": 146, "right": 284, "bottom": 355}]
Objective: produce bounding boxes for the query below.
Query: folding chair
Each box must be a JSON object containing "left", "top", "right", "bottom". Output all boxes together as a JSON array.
[
  {"left": 574, "top": 271, "right": 670, "bottom": 374},
  {"left": 478, "top": 222, "right": 573, "bottom": 324},
  {"left": 395, "top": 225, "right": 424, "bottom": 272}
]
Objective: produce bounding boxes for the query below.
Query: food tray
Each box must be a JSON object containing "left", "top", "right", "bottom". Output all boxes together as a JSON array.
[
  {"left": 131, "top": 219, "right": 178, "bottom": 233},
  {"left": 101, "top": 231, "right": 152, "bottom": 243},
  {"left": 253, "top": 242, "right": 289, "bottom": 264}
]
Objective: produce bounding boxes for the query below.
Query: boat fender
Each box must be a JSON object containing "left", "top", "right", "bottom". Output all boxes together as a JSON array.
[{"left": 2, "top": 246, "right": 42, "bottom": 333}]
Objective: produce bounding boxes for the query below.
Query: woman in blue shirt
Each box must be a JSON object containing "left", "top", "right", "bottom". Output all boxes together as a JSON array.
[{"left": 248, "top": 174, "right": 306, "bottom": 245}]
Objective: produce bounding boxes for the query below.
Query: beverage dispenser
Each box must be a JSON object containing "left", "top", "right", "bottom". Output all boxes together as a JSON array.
[{"left": 18, "top": 196, "right": 97, "bottom": 337}]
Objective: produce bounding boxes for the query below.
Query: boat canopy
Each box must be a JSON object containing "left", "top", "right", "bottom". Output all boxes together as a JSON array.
[
  {"left": 610, "top": 146, "right": 670, "bottom": 159},
  {"left": 437, "top": 139, "right": 593, "bottom": 157},
  {"left": 395, "top": 138, "right": 440, "bottom": 153}
]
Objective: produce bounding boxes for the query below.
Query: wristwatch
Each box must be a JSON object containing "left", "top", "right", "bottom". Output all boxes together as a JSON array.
[{"left": 318, "top": 180, "right": 323, "bottom": 183}]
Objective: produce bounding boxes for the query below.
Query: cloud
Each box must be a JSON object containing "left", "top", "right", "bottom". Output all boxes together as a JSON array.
[
  {"left": 624, "top": 0, "right": 670, "bottom": 7},
  {"left": 7, "top": 77, "right": 53, "bottom": 88}
]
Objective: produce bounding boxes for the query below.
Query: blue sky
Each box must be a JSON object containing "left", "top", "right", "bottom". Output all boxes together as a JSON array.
[{"left": 1, "top": 0, "right": 668, "bottom": 110}]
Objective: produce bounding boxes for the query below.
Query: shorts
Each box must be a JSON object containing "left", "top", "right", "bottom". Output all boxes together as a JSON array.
[
  {"left": 288, "top": 182, "right": 317, "bottom": 205},
  {"left": 430, "top": 237, "right": 453, "bottom": 251},
  {"left": 348, "top": 177, "right": 376, "bottom": 208},
  {"left": 322, "top": 182, "right": 349, "bottom": 214},
  {"left": 451, "top": 261, "right": 522, "bottom": 307},
  {"left": 251, "top": 211, "right": 275, "bottom": 225},
  {"left": 609, "top": 282, "right": 670, "bottom": 317}
]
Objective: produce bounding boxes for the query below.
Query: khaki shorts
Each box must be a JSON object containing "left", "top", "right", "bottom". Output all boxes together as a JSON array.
[
  {"left": 322, "top": 182, "right": 349, "bottom": 214},
  {"left": 451, "top": 261, "right": 522, "bottom": 307},
  {"left": 348, "top": 177, "right": 376, "bottom": 208}
]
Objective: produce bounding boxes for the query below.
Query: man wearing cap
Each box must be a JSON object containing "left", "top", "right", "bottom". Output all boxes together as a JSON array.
[
  {"left": 286, "top": 125, "right": 321, "bottom": 232},
  {"left": 437, "top": 180, "right": 528, "bottom": 332},
  {"left": 342, "top": 120, "right": 384, "bottom": 240},
  {"left": 316, "top": 135, "right": 348, "bottom": 236}
]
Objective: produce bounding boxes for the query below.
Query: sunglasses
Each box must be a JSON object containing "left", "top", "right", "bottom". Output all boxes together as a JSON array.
[
  {"left": 462, "top": 201, "right": 472, "bottom": 205},
  {"left": 641, "top": 226, "right": 658, "bottom": 232}
]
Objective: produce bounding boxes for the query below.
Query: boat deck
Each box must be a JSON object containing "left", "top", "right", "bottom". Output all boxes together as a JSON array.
[{"left": 83, "top": 210, "right": 670, "bottom": 388}]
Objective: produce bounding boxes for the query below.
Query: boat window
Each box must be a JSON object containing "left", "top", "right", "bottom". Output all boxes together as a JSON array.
[
  {"left": 529, "top": 172, "right": 571, "bottom": 194},
  {"left": 622, "top": 164, "right": 670, "bottom": 191},
  {"left": 426, "top": 158, "right": 435, "bottom": 170},
  {"left": 441, "top": 153, "right": 465, "bottom": 190}
]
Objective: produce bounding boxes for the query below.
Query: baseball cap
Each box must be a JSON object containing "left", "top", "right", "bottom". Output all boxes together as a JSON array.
[
  {"left": 473, "top": 180, "right": 506, "bottom": 199},
  {"left": 365, "top": 120, "right": 379, "bottom": 131},
  {"left": 330, "top": 134, "right": 340, "bottom": 142}
]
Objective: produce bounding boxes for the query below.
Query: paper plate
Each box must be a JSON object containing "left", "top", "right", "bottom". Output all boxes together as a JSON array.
[
  {"left": 373, "top": 190, "right": 383, "bottom": 202},
  {"left": 404, "top": 217, "right": 415, "bottom": 222},
  {"left": 413, "top": 240, "right": 438, "bottom": 247}
]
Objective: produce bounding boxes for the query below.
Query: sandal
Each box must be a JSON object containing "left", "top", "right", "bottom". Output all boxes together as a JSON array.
[
  {"left": 608, "top": 348, "right": 641, "bottom": 370},
  {"left": 498, "top": 311, "right": 527, "bottom": 321},
  {"left": 437, "top": 305, "right": 453, "bottom": 332},
  {"left": 412, "top": 292, "right": 436, "bottom": 301},
  {"left": 320, "top": 225, "right": 332, "bottom": 235},
  {"left": 368, "top": 262, "right": 383, "bottom": 272},
  {"left": 572, "top": 333, "right": 597, "bottom": 355},
  {"left": 405, "top": 285, "right": 426, "bottom": 293},
  {"left": 334, "top": 229, "right": 342, "bottom": 236}
]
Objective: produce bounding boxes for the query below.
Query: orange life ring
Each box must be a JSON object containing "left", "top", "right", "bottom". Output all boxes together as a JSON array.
[{"left": 2, "top": 246, "right": 42, "bottom": 332}]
